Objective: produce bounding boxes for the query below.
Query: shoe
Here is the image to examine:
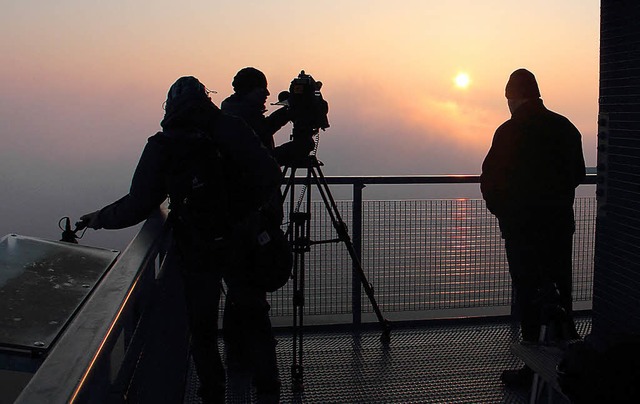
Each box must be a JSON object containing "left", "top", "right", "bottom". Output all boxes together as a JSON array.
[
  {"left": 563, "top": 321, "right": 581, "bottom": 340},
  {"left": 198, "top": 385, "right": 225, "bottom": 404},
  {"left": 256, "top": 392, "right": 280, "bottom": 404},
  {"left": 256, "top": 379, "right": 281, "bottom": 404},
  {"left": 224, "top": 345, "right": 252, "bottom": 372},
  {"left": 501, "top": 366, "right": 534, "bottom": 388}
]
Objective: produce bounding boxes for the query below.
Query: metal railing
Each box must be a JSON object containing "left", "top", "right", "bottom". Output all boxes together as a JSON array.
[
  {"left": 15, "top": 208, "right": 190, "bottom": 403},
  {"left": 269, "top": 174, "right": 597, "bottom": 324},
  {"left": 14, "top": 174, "right": 597, "bottom": 402}
]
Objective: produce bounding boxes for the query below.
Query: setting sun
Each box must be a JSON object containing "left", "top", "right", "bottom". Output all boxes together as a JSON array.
[{"left": 454, "top": 72, "right": 471, "bottom": 89}]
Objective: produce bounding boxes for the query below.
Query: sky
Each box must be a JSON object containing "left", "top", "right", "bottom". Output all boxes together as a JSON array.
[{"left": 0, "top": 1, "right": 600, "bottom": 250}]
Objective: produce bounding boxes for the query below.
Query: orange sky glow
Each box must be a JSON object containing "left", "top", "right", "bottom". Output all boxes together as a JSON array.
[{"left": 0, "top": 0, "right": 600, "bottom": 244}]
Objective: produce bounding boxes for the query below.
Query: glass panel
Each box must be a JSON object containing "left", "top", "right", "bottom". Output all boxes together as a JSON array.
[{"left": 0, "top": 234, "right": 119, "bottom": 352}]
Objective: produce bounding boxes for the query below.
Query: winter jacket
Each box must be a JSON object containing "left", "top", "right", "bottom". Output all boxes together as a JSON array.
[
  {"left": 480, "top": 99, "right": 586, "bottom": 238},
  {"left": 221, "top": 94, "right": 291, "bottom": 160},
  {"left": 94, "top": 112, "right": 281, "bottom": 231}
]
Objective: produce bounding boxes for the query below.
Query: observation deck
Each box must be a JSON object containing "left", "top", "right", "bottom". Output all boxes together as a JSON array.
[{"left": 1, "top": 174, "right": 596, "bottom": 403}]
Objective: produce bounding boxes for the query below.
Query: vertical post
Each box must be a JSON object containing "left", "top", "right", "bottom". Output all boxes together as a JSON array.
[{"left": 352, "top": 181, "right": 365, "bottom": 324}]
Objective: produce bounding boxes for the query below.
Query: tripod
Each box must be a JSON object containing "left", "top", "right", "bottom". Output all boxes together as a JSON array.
[{"left": 281, "top": 154, "right": 391, "bottom": 390}]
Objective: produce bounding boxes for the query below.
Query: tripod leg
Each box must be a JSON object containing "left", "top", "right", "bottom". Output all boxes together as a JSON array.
[
  {"left": 287, "top": 165, "right": 313, "bottom": 390},
  {"left": 290, "top": 209, "right": 309, "bottom": 390},
  {"left": 283, "top": 157, "right": 392, "bottom": 390},
  {"left": 281, "top": 166, "right": 296, "bottom": 212},
  {"left": 310, "top": 164, "right": 391, "bottom": 343}
]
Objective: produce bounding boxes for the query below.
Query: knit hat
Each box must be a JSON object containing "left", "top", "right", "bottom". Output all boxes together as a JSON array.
[
  {"left": 505, "top": 69, "right": 541, "bottom": 99},
  {"left": 166, "top": 76, "right": 208, "bottom": 107},
  {"left": 161, "top": 76, "right": 217, "bottom": 129},
  {"left": 232, "top": 67, "right": 268, "bottom": 95}
]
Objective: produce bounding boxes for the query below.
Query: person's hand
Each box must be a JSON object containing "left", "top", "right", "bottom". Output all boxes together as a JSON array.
[{"left": 77, "top": 210, "right": 102, "bottom": 230}]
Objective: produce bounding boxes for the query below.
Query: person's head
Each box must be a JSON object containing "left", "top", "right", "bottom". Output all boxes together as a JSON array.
[
  {"left": 165, "top": 76, "right": 211, "bottom": 112},
  {"left": 505, "top": 68, "right": 540, "bottom": 114},
  {"left": 162, "top": 76, "right": 216, "bottom": 129},
  {"left": 232, "top": 67, "right": 270, "bottom": 107}
]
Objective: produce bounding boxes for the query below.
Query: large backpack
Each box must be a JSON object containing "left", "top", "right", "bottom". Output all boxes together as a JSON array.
[
  {"left": 159, "top": 133, "right": 233, "bottom": 265},
  {"left": 227, "top": 201, "right": 292, "bottom": 292},
  {"left": 158, "top": 132, "right": 292, "bottom": 291}
]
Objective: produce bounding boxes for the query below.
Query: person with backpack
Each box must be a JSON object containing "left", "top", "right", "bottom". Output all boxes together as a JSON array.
[{"left": 78, "top": 76, "right": 283, "bottom": 403}]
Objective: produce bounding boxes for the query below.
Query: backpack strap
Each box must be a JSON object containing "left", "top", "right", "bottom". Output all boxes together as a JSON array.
[{"left": 159, "top": 132, "right": 231, "bottom": 243}]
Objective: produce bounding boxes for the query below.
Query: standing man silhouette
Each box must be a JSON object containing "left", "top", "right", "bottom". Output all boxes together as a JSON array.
[{"left": 481, "top": 68, "right": 586, "bottom": 387}]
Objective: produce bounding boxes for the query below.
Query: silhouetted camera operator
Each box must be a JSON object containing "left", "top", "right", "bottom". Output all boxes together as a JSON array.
[{"left": 222, "top": 68, "right": 329, "bottom": 167}]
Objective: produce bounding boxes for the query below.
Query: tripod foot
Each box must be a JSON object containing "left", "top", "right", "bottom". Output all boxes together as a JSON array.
[
  {"left": 380, "top": 320, "right": 392, "bottom": 344},
  {"left": 291, "top": 364, "right": 304, "bottom": 392}
]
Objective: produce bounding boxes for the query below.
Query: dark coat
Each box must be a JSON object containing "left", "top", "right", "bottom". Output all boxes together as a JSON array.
[
  {"left": 221, "top": 94, "right": 290, "bottom": 161},
  {"left": 94, "top": 113, "right": 281, "bottom": 230},
  {"left": 480, "top": 99, "right": 586, "bottom": 238}
]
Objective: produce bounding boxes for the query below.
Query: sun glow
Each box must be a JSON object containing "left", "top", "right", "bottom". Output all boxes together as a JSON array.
[{"left": 454, "top": 72, "right": 471, "bottom": 89}]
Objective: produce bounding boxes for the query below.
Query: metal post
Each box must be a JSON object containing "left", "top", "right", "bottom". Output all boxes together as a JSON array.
[{"left": 352, "top": 181, "right": 365, "bottom": 325}]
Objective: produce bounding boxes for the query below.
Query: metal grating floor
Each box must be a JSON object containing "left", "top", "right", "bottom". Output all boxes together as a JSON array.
[{"left": 184, "top": 316, "right": 592, "bottom": 403}]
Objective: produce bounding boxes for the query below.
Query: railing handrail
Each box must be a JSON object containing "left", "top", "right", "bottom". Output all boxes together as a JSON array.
[
  {"left": 283, "top": 172, "right": 596, "bottom": 324},
  {"left": 288, "top": 173, "right": 597, "bottom": 185},
  {"left": 15, "top": 208, "right": 171, "bottom": 403}
]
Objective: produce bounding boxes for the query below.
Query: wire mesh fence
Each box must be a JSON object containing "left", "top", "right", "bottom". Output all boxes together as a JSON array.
[{"left": 264, "top": 179, "right": 596, "bottom": 323}]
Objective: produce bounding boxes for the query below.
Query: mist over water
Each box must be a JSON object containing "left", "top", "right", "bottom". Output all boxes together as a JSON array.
[{"left": 0, "top": 1, "right": 599, "bottom": 251}]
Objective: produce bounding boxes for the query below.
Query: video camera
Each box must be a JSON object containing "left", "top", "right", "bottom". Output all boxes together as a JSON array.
[{"left": 278, "top": 70, "right": 329, "bottom": 141}]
